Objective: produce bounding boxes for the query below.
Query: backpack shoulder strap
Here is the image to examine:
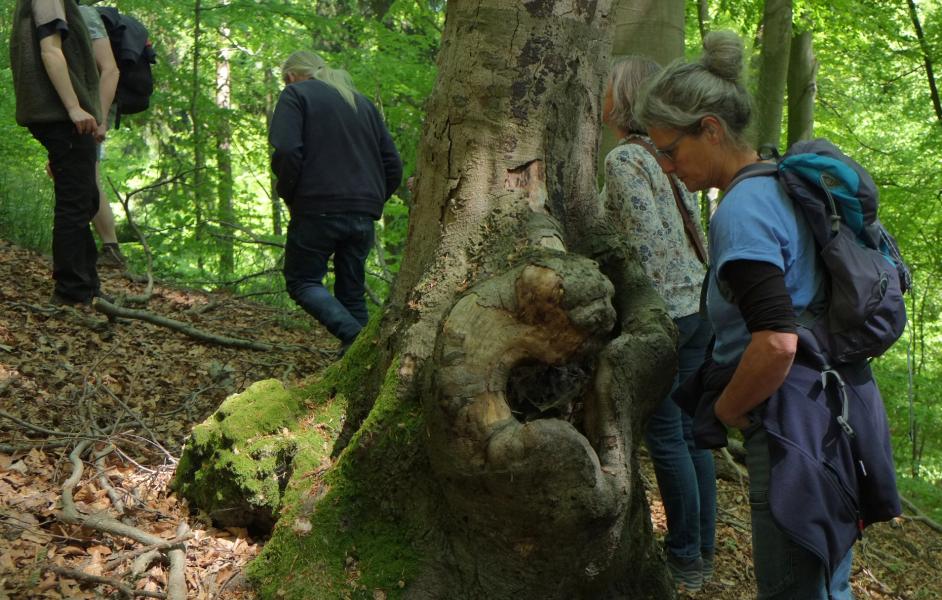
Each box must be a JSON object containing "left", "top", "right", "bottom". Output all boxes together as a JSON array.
[
  {"left": 622, "top": 136, "right": 709, "bottom": 265},
  {"left": 725, "top": 162, "right": 779, "bottom": 194}
]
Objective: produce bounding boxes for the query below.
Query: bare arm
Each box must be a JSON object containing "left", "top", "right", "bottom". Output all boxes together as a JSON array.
[
  {"left": 713, "top": 330, "right": 797, "bottom": 429},
  {"left": 39, "top": 32, "right": 97, "bottom": 134},
  {"left": 91, "top": 37, "right": 118, "bottom": 141}
]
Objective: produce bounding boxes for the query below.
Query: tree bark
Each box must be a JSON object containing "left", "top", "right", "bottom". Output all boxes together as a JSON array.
[
  {"left": 786, "top": 19, "right": 816, "bottom": 148},
  {"left": 215, "top": 16, "right": 235, "bottom": 280},
  {"left": 753, "top": 0, "right": 793, "bottom": 151},
  {"left": 598, "top": 0, "right": 686, "bottom": 185},
  {"left": 207, "top": 1, "right": 678, "bottom": 597},
  {"left": 906, "top": 0, "right": 942, "bottom": 125}
]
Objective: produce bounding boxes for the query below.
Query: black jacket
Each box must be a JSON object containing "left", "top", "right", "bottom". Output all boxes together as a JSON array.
[{"left": 269, "top": 79, "right": 402, "bottom": 219}]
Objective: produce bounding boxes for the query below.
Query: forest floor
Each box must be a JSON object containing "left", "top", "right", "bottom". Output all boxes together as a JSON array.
[{"left": 1, "top": 238, "right": 940, "bottom": 600}]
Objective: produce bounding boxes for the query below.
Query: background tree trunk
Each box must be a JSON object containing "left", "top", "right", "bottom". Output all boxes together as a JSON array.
[
  {"left": 753, "top": 0, "right": 793, "bottom": 151},
  {"left": 786, "top": 19, "right": 816, "bottom": 148},
  {"left": 215, "top": 17, "right": 235, "bottom": 280},
  {"left": 598, "top": 0, "right": 686, "bottom": 180},
  {"left": 244, "top": 1, "right": 678, "bottom": 597}
]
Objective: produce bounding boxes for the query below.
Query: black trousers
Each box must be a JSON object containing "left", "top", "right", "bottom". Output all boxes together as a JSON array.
[{"left": 28, "top": 122, "right": 100, "bottom": 302}]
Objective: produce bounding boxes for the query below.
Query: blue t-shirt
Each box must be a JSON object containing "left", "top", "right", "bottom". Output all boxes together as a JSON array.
[{"left": 707, "top": 176, "right": 823, "bottom": 365}]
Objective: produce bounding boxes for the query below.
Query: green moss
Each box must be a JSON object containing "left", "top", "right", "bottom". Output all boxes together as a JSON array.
[
  {"left": 173, "top": 379, "right": 311, "bottom": 530},
  {"left": 247, "top": 356, "right": 433, "bottom": 599}
]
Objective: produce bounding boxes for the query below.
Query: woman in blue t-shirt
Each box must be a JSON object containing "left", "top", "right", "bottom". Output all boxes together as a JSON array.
[{"left": 635, "top": 31, "right": 852, "bottom": 600}]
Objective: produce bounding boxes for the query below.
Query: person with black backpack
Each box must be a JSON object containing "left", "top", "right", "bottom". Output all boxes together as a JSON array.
[
  {"left": 636, "top": 30, "right": 902, "bottom": 599},
  {"left": 78, "top": 3, "right": 126, "bottom": 268}
]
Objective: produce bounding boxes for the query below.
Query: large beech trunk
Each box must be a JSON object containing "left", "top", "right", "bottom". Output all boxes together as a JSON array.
[{"left": 249, "top": 2, "right": 678, "bottom": 597}]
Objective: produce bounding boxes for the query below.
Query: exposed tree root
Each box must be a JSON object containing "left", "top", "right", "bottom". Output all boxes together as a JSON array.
[{"left": 59, "top": 440, "right": 191, "bottom": 600}]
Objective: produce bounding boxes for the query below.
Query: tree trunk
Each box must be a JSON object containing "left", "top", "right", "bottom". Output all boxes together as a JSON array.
[
  {"left": 209, "top": 1, "right": 677, "bottom": 597},
  {"left": 264, "top": 70, "right": 283, "bottom": 237},
  {"left": 907, "top": 0, "right": 942, "bottom": 125},
  {"left": 599, "top": 0, "right": 686, "bottom": 181},
  {"left": 190, "top": 0, "right": 206, "bottom": 272},
  {"left": 753, "top": 0, "right": 793, "bottom": 151},
  {"left": 786, "top": 20, "right": 816, "bottom": 148},
  {"left": 215, "top": 19, "right": 235, "bottom": 280}
]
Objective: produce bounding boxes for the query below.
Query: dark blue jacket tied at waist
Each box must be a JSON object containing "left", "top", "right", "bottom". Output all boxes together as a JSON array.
[{"left": 673, "top": 335, "right": 901, "bottom": 578}]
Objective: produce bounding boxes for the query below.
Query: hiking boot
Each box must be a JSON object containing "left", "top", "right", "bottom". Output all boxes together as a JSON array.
[
  {"left": 98, "top": 243, "right": 127, "bottom": 269},
  {"left": 702, "top": 550, "right": 715, "bottom": 583},
  {"left": 666, "top": 553, "right": 703, "bottom": 593},
  {"left": 50, "top": 292, "right": 91, "bottom": 307}
]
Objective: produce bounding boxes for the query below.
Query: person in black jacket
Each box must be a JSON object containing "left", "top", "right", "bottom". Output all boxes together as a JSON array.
[{"left": 269, "top": 51, "right": 402, "bottom": 353}]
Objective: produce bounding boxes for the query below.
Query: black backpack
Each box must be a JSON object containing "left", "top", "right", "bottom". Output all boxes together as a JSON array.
[
  {"left": 728, "top": 139, "right": 911, "bottom": 367},
  {"left": 95, "top": 6, "right": 156, "bottom": 127}
]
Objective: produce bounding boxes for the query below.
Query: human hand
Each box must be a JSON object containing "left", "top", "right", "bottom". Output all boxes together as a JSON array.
[
  {"left": 68, "top": 107, "right": 98, "bottom": 135},
  {"left": 94, "top": 122, "right": 109, "bottom": 143}
]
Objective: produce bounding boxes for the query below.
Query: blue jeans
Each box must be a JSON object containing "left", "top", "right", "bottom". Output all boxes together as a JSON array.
[
  {"left": 645, "top": 313, "right": 716, "bottom": 561},
  {"left": 29, "top": 122, "right": 100, "bottom": 302},
  {"left": 745, "top": 426, "right": 854, "bottom": 599},
  {"left": 284, "top": 213, "right": 374, "bottom": 343}
]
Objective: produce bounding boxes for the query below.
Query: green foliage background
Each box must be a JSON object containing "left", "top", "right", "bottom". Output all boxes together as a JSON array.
[{"left": 1, "top": 0, "right": 940, "bottom": 512}]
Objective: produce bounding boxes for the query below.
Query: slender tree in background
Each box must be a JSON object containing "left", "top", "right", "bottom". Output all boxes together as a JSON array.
[
  {"left": 243, "top": 1, "right": 677, "bottom": 596},
  {"left": 215, "top": 12, "right": 235, "bottom": 279},
  {"left": 786, "top": 16, "right": 816, "bottom": 148},
  {"left": 907, "top": 0, "right": 942, "bottom": 125},
  {"left": 599, "top": 0, "right": 685, "bottom": 175},
  {"left": 753, "top": 0, "right": 792, "bottom": 150}
]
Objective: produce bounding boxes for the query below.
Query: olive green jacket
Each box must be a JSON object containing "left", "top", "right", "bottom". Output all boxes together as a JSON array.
[{"left": 10, "top": 0, "right": 100, "bottom": 126}]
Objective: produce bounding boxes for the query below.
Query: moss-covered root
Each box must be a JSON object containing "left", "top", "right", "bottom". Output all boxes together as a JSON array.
[
  {"left": 248, "top": 357, "right": 434, "bottom": 600},
  {"left": 172, "top": 379, "right": 307, "bottom": 533}
]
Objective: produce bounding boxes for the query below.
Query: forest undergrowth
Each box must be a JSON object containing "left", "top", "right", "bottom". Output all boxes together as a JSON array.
[{"left": 0, "top": 239, "right": 940, "bottom": 600}]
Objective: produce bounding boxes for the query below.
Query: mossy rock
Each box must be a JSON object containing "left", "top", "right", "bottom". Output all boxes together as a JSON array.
[{"left": 172, "top": 379, "right": 306, "bottom": 533}]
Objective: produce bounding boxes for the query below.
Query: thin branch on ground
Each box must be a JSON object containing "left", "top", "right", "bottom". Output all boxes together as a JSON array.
[
  {"left": 44, "top": 564, "right": 166, "bottom": 599},
  {"left": 92, "top": 298, "right": 276, "bottom": 351},
  {"left": 94, "top": 444, "right": 125, "bottom": 516},
  {"left": 900, "top": 494, "right": 942, "bottom": 533},
  {"left": 59, "top": 441, "right": 190, "bottom": 600}
]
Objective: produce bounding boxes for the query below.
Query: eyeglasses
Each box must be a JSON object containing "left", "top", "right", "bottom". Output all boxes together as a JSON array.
[{"left": 655, "top": 132, "right": 688, "bottom": 162}]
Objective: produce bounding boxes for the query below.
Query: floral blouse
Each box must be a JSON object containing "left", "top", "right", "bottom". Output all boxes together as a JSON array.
[{"left": 599, "top": 137, "right": 707, "bottom": 319}]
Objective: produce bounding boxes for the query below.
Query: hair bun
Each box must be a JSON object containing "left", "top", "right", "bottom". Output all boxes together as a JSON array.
[{"left": 700, "top": 30, "right": 745, "bottom": 84}]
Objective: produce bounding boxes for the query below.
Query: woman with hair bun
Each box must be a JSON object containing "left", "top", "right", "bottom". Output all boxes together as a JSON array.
[{"left": 637, "top": 30, "right": 900, "bottom": 599}]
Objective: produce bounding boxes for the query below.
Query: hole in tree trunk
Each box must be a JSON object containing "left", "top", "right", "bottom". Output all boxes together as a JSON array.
[{"left": 505, "top": 358, "right": 594, "bottom": 426}]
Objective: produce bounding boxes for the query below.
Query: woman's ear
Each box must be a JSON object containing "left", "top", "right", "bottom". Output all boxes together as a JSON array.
[{"left": 700, "top": 115, "right": 724, "bottom": 143}]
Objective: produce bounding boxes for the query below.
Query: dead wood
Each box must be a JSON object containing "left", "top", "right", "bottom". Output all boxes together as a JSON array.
[{"left": 44, "top": 564, "right": 166, "bottom": 599}]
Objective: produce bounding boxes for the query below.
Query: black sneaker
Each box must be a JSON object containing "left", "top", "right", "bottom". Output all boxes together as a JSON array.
[
  {"left": 50, "top": 292, "right": 92, "bottom": 307},
  {"left": 666, "top": 553, "right": 703, "bottom": 593},
  {"left": 98, "top": 244, "right": 127, "bottom": 269}
]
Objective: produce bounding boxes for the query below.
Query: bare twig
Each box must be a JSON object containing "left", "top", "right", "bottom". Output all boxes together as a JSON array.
[
  {"left": 166, "top": 522, "right": 190, "bottom": 600},
  {"left": 105, "top": 534, "right": 193, "bottom": 572},
  {"left": 94, "top": 444, "right": 126, "bottom": 516},
  {"left": 44, "top": 564, "right": 166, "bottom": 599},
  {"left": 900, "top": 494, "right": 942, "bottom": 533},
  {"left": 92, "top": 299, "right": 276, "bottom": 351}
]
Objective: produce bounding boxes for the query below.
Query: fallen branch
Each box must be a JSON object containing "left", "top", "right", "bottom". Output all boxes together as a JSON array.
[
  {"left": 94, "top": 445, "right": 125, "bottom": 516},
  {"left": 900, "top": 494, "right": 942, "bottom": 533},
  {"left": 166, "top": 522, "right": 189, "bottom": 600},
  {"left": 44, "top": 564, "right": 166, "bottom": 599},
  {"left": 60, "top": 441, "right": 190, "bottom": 600},
  {"left": 105, "top": 535, "right": 192, "bottom": 572},
  {"left": 92, "top": 299, "right": 275, "bottom": 351}
]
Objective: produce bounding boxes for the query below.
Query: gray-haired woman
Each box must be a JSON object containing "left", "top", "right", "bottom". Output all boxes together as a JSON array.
[
  {"left": 637, "top": 30, "right": 900, "bottom": 599},
  {"left": 600, "top": 56, "right": 715, "bottom": 593}
]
